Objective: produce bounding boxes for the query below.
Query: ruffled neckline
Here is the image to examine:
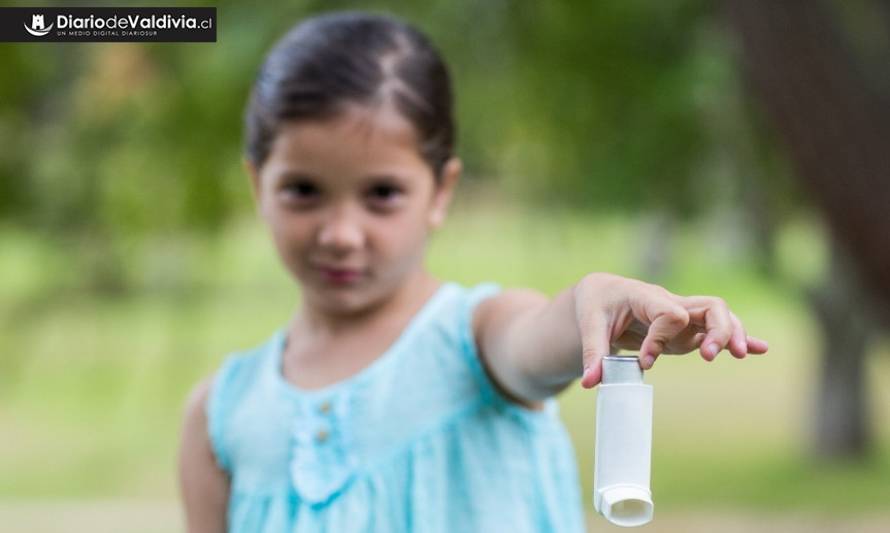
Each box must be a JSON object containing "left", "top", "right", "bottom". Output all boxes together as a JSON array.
[{"left": 270, "top": 281, "right": 457, "bottom": 402}]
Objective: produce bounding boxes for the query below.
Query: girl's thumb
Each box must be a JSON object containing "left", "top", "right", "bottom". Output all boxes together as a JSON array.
[{"left": 579, "top": 312, "right": 611, "bottom": 389}]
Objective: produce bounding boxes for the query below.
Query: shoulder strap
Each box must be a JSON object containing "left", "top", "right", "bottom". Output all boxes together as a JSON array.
[
  {"left": 205, "top": 343, "right": 269, "bottom": 472},
  {"left": 455, "top": 282, "right": 505, "bottom": 406}
]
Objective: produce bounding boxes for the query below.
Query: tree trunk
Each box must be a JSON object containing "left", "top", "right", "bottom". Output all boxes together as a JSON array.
[
  {"left": 807, "top": 241, "right": 875, "bottom": 458},
  {"left": 724, "top": 0, "right": 889, "bottom": 459},
  {"left": 724, "top": 0, "right": 890, "bottom": 315}
]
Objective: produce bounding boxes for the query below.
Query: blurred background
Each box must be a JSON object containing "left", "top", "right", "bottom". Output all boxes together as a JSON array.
[{"left": 1, "top": 0, "right": 889, "bottom": 531}]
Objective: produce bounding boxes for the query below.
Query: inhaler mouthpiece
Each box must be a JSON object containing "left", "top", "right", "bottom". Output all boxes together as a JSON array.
[{"left": 594, "top": 355, "right": 654, "bottom": 527}]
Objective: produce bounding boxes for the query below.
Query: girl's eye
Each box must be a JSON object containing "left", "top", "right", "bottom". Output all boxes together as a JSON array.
[
  {"left": 368, "top": 184, "right": 403, "bottom": 206},
  {"left": 283, "top": 181, "right": 319, "bottom": 201}
]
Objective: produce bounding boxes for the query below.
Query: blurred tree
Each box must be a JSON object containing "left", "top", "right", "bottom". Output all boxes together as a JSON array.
[
  {"left": 0, "top": 1, "right": 307, "bottom": 292},
  {"left": 494, "top": 1, "right": 711, "bottom": 281},
  {"left": 725, "top": 0, "right": 890, "bottom": 458}
]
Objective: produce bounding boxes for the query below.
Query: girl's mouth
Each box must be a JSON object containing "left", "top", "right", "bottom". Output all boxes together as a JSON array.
[{"left": 318, "top": 266, "right": 363, "bottom": 285}]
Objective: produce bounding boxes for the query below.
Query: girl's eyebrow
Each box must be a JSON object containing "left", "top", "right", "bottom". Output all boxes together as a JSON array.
[
  {"left": 276, "top": 170, "right": 318, "bottom": 183},
  {"left": 274, "top": 170, "right": 411, "bottom": 186},
  {"left": 362, "top": 173, "right": 411, "bottom": 184}
]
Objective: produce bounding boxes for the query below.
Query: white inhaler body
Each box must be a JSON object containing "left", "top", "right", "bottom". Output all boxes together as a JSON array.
[{"left": 594, "top": 355, "right": 654, "bottom": 527}]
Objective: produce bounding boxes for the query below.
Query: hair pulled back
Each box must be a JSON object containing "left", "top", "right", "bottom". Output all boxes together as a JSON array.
[{"left": 245, "top": 11, "right": 455, "bottom": 180}]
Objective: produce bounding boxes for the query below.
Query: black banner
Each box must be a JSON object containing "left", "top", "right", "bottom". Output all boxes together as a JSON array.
[{"left": 0, "top": 7, "right": 216, "bottom": 42}]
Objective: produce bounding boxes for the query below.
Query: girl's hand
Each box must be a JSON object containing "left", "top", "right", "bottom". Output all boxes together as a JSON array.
[{"left": 574, "top": 273, "right": 769, "bottom": 388}]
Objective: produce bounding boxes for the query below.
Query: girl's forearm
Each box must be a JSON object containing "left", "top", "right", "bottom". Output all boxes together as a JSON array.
[{"left": 488, "top": 283, "right": 587, "bottom": 402}]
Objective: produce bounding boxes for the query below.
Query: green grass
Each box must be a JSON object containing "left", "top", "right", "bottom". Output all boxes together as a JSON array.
[{"left": 1, "top": 201, "right": 888, "bottom": 514}]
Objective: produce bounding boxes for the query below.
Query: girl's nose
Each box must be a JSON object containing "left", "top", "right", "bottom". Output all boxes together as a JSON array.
[{"left": 317, "top": 208, "right": 365, "bottom": 252}]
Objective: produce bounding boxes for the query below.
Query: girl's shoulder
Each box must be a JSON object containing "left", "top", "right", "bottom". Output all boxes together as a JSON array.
[
  {"left": 209, "top": 335, "right": 277, "bottom": 403},
  {"left": 203, "top": 334, "right": 281, "bottom": 472},
  {"left": 430, "top": 280, "right": 502, "bottom": 332},
  {"left": 396, "top": 280, "right": 502, "bottom": 383},
  {"left": 419, "top": 280, "right": 502, "bottom": 336}
]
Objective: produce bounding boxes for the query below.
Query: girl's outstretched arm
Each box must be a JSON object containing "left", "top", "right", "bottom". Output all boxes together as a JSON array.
[
  {"left": 178, "top": 378, "right": 229, "bottom": 533},
  {"left": 472, "top": 273, "right": 768, "bottom": 406}
]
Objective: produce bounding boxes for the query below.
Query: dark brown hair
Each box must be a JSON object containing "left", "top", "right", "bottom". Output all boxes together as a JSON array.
[{"left": 244, "top": 11, "right": 455, "bottom": 180}]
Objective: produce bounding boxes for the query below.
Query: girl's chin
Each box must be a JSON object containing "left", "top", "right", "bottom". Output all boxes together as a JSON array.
[{"left": 305, "top": 284, "right": 376, "bottom": 313}]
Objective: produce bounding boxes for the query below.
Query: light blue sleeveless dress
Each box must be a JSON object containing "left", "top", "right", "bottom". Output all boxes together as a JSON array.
[{"left": 207, "top": 281, "right": 585, "bottom": 532}]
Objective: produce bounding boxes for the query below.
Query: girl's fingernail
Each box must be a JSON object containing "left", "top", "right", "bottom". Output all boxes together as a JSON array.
[
  {"left": 708, "top": 343, "right": 720, "bottom": 357},
  {"left": 581, "top": 369, "right": 594, "bottom": 388},
  {"left": 641, "top": 355, "right": 655, "bottom": 369}
]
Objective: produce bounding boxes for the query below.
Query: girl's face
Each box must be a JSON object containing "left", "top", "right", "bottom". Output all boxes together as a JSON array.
[{"left": 248, "top": 103, "right": 459, "bottom": 316}]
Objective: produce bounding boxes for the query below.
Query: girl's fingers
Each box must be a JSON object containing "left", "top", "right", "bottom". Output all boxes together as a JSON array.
[
  {"left": 746, "top": 336, "right": 769, "bottom": 354},
  {"left": 691, "top": 331, "right": 707, "bottom": 349},
  {"left": 638, "top": 300, "right": 690, "bottom": 369},
  {"left": 728, "top": 312, "right": 748, "bottom": 359},
  {"left": 578, "top": 310, "right": 611, "bottom": 389},
  {"left": 680, "top": 296, "right": 734, "bottom": 361}
]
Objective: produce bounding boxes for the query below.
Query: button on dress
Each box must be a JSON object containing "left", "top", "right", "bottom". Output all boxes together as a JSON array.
[{"left": 207, "top": 282, "right": 585, "bottom": 532}]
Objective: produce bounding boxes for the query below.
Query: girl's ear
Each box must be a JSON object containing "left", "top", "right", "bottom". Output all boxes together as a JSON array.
[
  {"left": 243, "top": 158, "right": 264, "bottom": 216},
  {"left": 428, "top": 157, "right": 461, "bottom": 230}
]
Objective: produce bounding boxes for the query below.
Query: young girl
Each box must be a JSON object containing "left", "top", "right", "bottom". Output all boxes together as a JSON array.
[{"left": 178, "top": 11, "right": 768, "bottom": 533}]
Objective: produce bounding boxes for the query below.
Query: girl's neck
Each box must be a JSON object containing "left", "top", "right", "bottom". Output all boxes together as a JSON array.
[
  {"left": 281, "top": 270, "right": 441, "bottom": 390},
  {"left": 292, "top": 269, "right": 441, "bottom": 340}
]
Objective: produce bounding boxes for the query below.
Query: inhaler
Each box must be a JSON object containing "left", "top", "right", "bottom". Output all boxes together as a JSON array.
[{"left": 593, "top": 355, "right": 654, "bottom": 527}]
